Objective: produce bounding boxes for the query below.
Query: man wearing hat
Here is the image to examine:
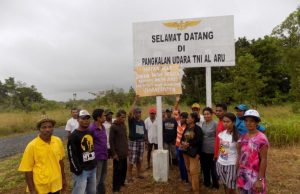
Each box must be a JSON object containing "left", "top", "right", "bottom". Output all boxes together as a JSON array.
[
  {"left": 127, "top": 96, "right": 147, "bottom": 181},
  {"left": 144, "top": 107, "right": 158, "bottom": 169},
  {"left": 191, "top": 103, "right": 205, "bottom": 127},
  {"left": 103, "top": 109, "right": 115, "bottom": 158},
  {"left": 163, "top": 107, "right": 178, "bottom": 166},
  {"left": 67, "top": 110, "right": 97, "bottom": 194},
  {"left": 19, "top": 116, "right": 66, "bottom": 194}
]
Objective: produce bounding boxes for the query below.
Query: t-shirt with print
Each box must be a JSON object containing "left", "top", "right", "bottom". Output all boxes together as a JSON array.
[
  {"left": 67, "top": 129, "right": 96, "bottom": 175},
  {"left": 65, "top": 117, "right": 79, "bottom": 133},
  {"left": 128, "top": 117, "right": 146, "bottom": 141},
  {"left": 163, "top": 117, "right": 178, "bottom": 143},
  {"left": 217, "top": 130, "right": 237, "bottom": 165}
]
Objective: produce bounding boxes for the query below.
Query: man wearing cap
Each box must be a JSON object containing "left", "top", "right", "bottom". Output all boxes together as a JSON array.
[
  {"left": 65, "top": 108, "right": 79, "bottom": 137},
  {"left": 19, "top": 116, "right": 66, "bottom": 194},
  {"left": 89, "top": 109, "right": 108, "bottom": 194},
  {"left": 144, "top": 107, "right": 158, "bottom": 169},
  {"left": 103, "top": 109, "right": 115, "bottom": 158},
  {"left": 163, "top": 107, "right": 178, "bottom": 166},
  {"left": 191, "top": 103, "right": 205, "bottom": 127},
  {"left": 127, "top": 96, "right": 147, "bottom": 181},
  {"left": 235, "top": 104, "right": 249, "bottom": 135},
  {"left": 67, "top": 110, "right": 97, "bottom": 194}
]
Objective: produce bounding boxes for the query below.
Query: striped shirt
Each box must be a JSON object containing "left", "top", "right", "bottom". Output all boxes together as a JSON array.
[{"left": 176, "top": 122, "right": 186, "bottom": 147}]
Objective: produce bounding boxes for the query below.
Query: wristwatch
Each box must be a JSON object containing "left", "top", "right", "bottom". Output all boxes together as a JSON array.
[{"left": 258, "top": 177, "right": 264, "bottom": 181}]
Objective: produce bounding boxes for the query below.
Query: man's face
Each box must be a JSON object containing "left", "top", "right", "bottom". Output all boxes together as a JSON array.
[
  {"left": 236, "top": 109, "right": 245, "bottom": 118},
  {"left": 134, "top": 111, "right": 142, "bottom": 120},
  {"left": 98, "top": 114, "right": 106, "bottom": 123},
  {"left": 150, "top": 113, "right": 156, "bottom": 119},
  {"left": 215, "top": 107, "right": 225, "bottom": 119},
  {"left": 71, "top": 110, "right": 78, "bottom": 119},
  {"left": 39, "top": 121, "right": 53, "bottom": 141},
  {"left": 192, "top": 108, "right": 200, "bottom": 114},
  {"left": 166, "top": 111, "right": 172, "bottom": 118},
  {"left": 106, "top": 113, "right": 113, "bottom": 121},
  {"left": 78, "top": 116, "right": 90, "bottom": 129},
  {"left": 118, "top": 113, "right": 126, "bottom": 124}
]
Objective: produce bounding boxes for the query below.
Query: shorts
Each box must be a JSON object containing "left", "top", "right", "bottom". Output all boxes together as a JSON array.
[{"left": 128, "top": 140, "right": 145, "bottom": 164}]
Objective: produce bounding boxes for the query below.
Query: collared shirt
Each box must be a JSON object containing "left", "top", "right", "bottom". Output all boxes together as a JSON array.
[
  {"left": 18, "top": 135, "right": 65, "bottom": 194},
  {"left": 65, "top": 117, "right": 79, "bottom": 133},
  {"left": 89, "top": 123, "right": 108, "bottom": 160},
  {"left": 144, "top": 117, "right": 158, "bottom": 144},
  {"left": 103, "top": 119, "right": 115, "bottom": 149}
]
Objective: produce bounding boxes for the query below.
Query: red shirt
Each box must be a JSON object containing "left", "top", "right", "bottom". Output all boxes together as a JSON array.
[{"left": 214, "top": 119, "right": 225, "bottom": 158}]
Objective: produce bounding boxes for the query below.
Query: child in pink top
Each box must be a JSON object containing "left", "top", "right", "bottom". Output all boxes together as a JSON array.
[{"left": 237, "top": 110, "right": 269, "bottom": 194}]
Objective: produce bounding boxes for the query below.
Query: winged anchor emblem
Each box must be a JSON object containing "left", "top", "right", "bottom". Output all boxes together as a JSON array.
[{"left": 163, "top": 20, "right": 201, "bottom": 30}]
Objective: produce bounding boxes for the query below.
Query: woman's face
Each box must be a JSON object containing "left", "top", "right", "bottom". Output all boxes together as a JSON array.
[
  {"left": 187, "top": 115, "right": 194, "bottom": 125},
  {"left": 223, "top": 116, "right": 233, "bottom": 131},
  {"left": 203, "top": 110, "right": 212, "bottom": 122},
  {"left": 245, "top": 117, "right": 258, "bottom": 131},
  {"left": 180, "top": 116, "right": 186, "bottom": 124}
]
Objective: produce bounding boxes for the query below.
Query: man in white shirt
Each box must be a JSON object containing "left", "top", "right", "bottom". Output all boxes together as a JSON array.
[
  {"left": 65, "top": 108, "right": 79, "bottom": 137},
  {"left": 103, "top": 109, "right": 115, "bottom": 158},
  {"left": 144, "top": 107, "right": 158, "bottom": 169}
]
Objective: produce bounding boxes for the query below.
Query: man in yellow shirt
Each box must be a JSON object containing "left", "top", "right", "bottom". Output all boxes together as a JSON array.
[{"left": 18, "top": 116, "right": 66, "bottom": 194}]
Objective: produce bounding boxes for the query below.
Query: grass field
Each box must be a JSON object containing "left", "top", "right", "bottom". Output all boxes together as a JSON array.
[
  {"left": 0, "top": 104, "right": 299, "bottom": 146},
  {"left": 1, "top": 146, "right": 300, "bottom": 194}
]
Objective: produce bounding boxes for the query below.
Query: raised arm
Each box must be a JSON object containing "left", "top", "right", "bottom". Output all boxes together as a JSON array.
[
  {"left": 129, "top": 95, "right": 139, "bottom": 118},
  {"left": 174, "top": 94, "right": 180, "bottom": 111}
]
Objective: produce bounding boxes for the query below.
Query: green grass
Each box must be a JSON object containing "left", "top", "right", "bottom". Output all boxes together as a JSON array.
[{"left": 0, "top": 154, "right": 24, "bottom": 193}]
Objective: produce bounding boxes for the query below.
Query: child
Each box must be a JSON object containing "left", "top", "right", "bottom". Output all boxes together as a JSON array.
[
  {"left": 216, "top": 112, "right": 239, "bottom": 194},
  {"left": 237, "top": 109, "right": 269, "bottom": 194}
]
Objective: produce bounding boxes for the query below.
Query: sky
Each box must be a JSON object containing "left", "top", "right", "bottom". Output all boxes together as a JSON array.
[{"left": 0, "top": 0, "right": 299, "bottom": 101}]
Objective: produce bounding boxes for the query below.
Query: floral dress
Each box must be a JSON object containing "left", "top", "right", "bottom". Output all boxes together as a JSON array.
[{"left": 237, "top": 132, "right": 269, "bottom": 193}]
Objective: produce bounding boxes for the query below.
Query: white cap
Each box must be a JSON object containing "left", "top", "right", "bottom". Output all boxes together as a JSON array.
[
  {"left": 79, "top": 110, "right": 90, "bottom": 118},
  {"left": 244, "top": 109, "right": 260, "bottom": 121}
]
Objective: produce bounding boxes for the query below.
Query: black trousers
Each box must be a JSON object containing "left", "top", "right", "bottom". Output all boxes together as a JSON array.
[
  {"left": 147, "top": 143, "right": 158, "bottom": 164},
  {"left": 200, "top": 152, "right": 219, "bottom": 188},
  {"left": 113, "top": 158, "right": 127, "bottom": 192}
]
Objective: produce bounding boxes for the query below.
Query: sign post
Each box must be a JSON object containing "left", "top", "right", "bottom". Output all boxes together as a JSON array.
[{"left": 133, "top": 15, "right": 235, "bottom": 182}]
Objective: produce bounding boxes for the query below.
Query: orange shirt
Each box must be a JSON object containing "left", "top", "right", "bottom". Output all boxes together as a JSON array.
[{"left": 176, "top": 122, "right": 187, "bottom": 147}]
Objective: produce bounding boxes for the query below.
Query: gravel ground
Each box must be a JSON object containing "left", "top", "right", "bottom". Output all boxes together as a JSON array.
[{"left": 0, "top": 128, "right": 67, "bottom": 158}]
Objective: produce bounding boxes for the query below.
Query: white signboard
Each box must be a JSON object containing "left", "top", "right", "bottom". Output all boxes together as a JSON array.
[{"left": 133, "top": 15, "right": 235, "bottom": 67}]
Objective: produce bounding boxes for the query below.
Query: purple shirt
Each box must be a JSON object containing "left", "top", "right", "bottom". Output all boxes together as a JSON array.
[{"left": 89, "top": 123, "right": 108, "bottom": 160}]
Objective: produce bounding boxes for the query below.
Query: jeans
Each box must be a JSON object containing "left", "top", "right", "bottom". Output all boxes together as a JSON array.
[
  {"left": 176, "top": 147, "right": 188, "bottom": 182},
  {"left": 113, "top": 158, "right": 127, "bottom": 192},
  {"left": 72, "top": 168, "right": 97, "bottom": 194},
  {"left": 96, "top": 160, "right": 108, "bottom": 194}
]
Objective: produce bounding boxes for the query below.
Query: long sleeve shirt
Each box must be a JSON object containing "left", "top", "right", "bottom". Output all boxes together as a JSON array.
[{"left": 67, "top": 129, "right": 96, "bottom": 175}]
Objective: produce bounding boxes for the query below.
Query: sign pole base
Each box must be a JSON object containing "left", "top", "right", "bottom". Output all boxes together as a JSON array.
[{"left": 153, "top": 96, "right": 169, "bottom": 182}]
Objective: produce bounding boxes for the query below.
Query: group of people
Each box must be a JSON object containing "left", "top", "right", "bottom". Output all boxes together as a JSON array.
[{"left": 18, "top": 95, "right": 269, "bottom": 194}]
